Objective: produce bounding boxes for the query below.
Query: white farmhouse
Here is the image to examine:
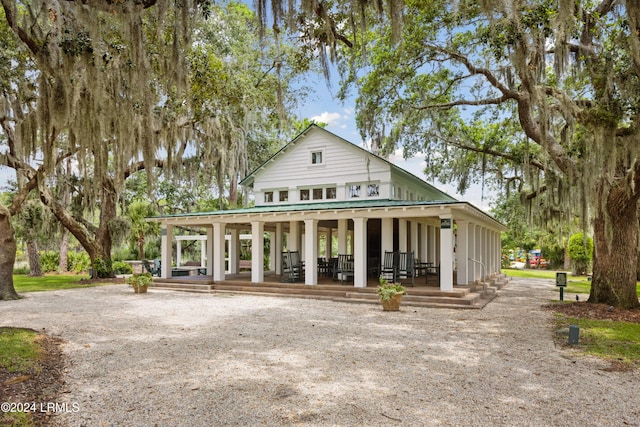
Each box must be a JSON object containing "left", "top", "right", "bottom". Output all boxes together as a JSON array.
[{"left": 151, "top": 124, "right": 505, "bottom": 291}]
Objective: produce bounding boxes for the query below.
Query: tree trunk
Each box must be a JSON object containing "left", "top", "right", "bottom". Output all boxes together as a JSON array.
[
  {"left": 27, "top": 240, "right": 41, "bottom": 276},
  {"left": 137, "top": 237, "right": 145, "bottom": 261},
  {"left": 39, "top": 178, "right": 116, "bottom": 279},
  {"left": 589, "top": 184, "right": 640, "bottom": 308},
  {"left": 0, "top": 205, "right": 20, "bottom": 300},
  {"left": 59, "top": 230, "right": 69, "bottom": 272}
]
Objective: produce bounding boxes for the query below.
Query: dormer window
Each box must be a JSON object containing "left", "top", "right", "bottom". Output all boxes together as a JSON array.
[{"left": 310, "top": 149, "right": 324, "bottom": 165}]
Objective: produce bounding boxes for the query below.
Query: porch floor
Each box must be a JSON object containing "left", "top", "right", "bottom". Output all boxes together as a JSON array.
[{"left": 150, "top": 271, "right": 508, "bottom": 309}]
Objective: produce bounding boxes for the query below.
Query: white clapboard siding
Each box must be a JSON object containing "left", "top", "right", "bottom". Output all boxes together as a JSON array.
[
  {"left": 254, "top": 129, "right": 390, "bottom": 193},
  {"left": 248, "top": 125, "right": 456, "bottom": 206}
]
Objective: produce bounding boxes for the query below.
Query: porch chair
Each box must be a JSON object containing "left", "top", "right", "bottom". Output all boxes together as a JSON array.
[
  {"left": 335, "top": 254, "right": 354, "bottom": 285},
  {"left": 143, "top": 259, "right": 161, "bottom": 277},
  {"left": 425, "top": 263, "right": 441, "bottom": 286},
  {"left": 380, "top": 251, "right": 398, "bottom": 282},
  {"left": 395, "top": 251, "right": 415, "bottom": 286},
  {"left": 282, "top": 251, "right": 304, "bottom": 283}
]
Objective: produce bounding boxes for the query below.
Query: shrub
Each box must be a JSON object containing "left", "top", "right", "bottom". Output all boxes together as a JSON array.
[
  {"left": 12, "top": 266, "right": 30, "bottom": 275},
  {"left": 112, "top": 261, "right": 133, "bottom": 274},
  {"left": 68, "top": 251, "right": 91, "bottom": 273},
  {"left": 39, "top": 251, "right": 59, "bottom": 273},
  {"left": 568, "top": 232, "right": 593, "bottom": 275}
]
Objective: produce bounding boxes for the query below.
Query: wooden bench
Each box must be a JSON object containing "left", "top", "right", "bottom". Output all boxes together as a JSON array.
[{"left": 239, "top": 260, "right": 252, "bottom": 271}]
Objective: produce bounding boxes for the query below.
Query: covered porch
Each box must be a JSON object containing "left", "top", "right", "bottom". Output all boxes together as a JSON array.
[{"left": 150, "top": 200, "right": 506, "bottom": 292}]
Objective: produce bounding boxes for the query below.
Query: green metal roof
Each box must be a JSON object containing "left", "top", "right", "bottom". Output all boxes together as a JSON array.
[{"left": 152, "top": 199, "right": 459, "bottom": 219}]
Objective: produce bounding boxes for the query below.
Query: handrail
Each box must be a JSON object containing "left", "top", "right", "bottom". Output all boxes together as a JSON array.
[{"left": 468, "top": 258, "right": 486, "bottom": 290}]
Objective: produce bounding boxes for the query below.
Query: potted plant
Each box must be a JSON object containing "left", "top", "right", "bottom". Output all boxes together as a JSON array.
[
  {"left": 126, "top": 273, "right": 152, "bottom": 294},
  {"left": 377, "top": 276, "right": 407, "bottom": 311}
]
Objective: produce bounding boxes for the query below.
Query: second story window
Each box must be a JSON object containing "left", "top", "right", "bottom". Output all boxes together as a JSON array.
[
  {"left": 326, "top": 187, "right": 336, "bottom": 199},
  {"left": 300, "top": 189, "right": 310, "bottom": 201},
  {"left": 313, "top": 188, "right": 323, "bottom": 200},
  {"left": 279, "top": 190, "right": 289, "bottom": 202},
  {"left": 349, "top": 184, "right": 361, "bottom": 198},
  {"left": 264, "top": 191, "right": 273, "bottom": 203},
  {"left": 368, "top": 184, "right": 379, "bottom": 197},
  {"left": 311, "top": 150, "right": 323, "bottom": 164}
]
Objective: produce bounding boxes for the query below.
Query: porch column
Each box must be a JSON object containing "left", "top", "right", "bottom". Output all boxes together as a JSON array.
[
  {"left": 200, "top": 240, "right": 206, "bottom": 267},
  {"left": 428, "top": 225, "right": 437, "bottom": 264},
  {"left": 381, "top": 217, "right": 393, "bottom": 258},
  {"left": 228, "top": 229, "right": 239, "bottom": 274},
  {"left": 420, "top": 223, "right": 429, "bottom": 262},
  {"left": 206, "top": 226, "right": 214, "bottom": 275},
  {"left": 325, "top": 228, "right": 333, "bottom": 258},
  {"left": 398, "top": 219, "right": 408, "bottom": 251},
  {"left": 275, "top": 223, "right": 283, "bottom": 274},
  {"left": 160, "top": 224, "right": 173, "bottom": 279},
  {"left": 289, "top": 220, "right": 299, "bottom": 251},
  {"left": 475, "top": 226, "right": 483, "bottom": 282},
  {"left": 467, "top": 223, "right": 476, "bottom": 285},
  {"left": 251, "top": 221, "right": 265, "bottom": 283},
  {"left": 439, "top": 215, "right": 454, "bottom": 291},
  {"left": 338, "top": 218, "right": 348, "bottom": 254},
  {"left": 213, "top": 223, "right": 226, "bottom": 282},
  {"left": 410, "top": 221, "right": 419, "bottom": 257},
  {"left": 304, "top": 219, "right": 318, "bottom": 285},
  {"left": 353, "top": 217, "right": 368, "bottom": 288},
  {"left": 176, "top": 240, "right": 182, "bottom": 267},
  {"left": 269, "top": 231, "right": 276, "bottom": 272},
  {"left": 456, "top": 220, "right": 469, "bottom": 286}
]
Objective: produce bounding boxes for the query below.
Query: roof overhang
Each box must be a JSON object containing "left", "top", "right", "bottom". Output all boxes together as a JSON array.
[{"left": 149, "top": 200, "right": 506, "bottom": 232}]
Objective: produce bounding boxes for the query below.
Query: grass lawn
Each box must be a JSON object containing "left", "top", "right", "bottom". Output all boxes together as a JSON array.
[
  {"left": 505, "top": 268, "right": 640, "bottom": 367},
  {"left": 502, "top": 268, "right": 640, "bottom": 297},
  {"left": 554, "top": 315, "right": 640, "bottom": 367},
  {"left": 13, "top": 274, "right": 97, "bottom": 293},
  {"left": 0, "top": 327, "right": 43, "bottom": 427}
]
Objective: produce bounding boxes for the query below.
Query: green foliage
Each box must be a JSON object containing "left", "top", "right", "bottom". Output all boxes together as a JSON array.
[
  {"left": 126, "top": 273, "right": 152, "bottom": 287},
  {"left": 92, "top": 257, "right": 112, "bottom": 279},
  {"left": 568, "top": 232, "right": 593, "bottom": 275},
  {"left": 68, "top": 251, "right": 91, "bottom": 273},
  {"left": 376, "top": 283, "right": 407, "bottom": 301},
  {"left": 12, "top": 266, "right": 29, "bottom": 275},
  {"left": 112, "top": 261, "right": 133, "bottom": 274},
  {"left": 39, "top": 251, "right": 60, "bottom": 273}
]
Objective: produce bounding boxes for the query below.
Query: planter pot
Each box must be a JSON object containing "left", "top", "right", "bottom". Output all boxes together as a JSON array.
[
  {"left": 380, "top": 293, "right": 403, "bottom": 311},
  {"left": 132, "top": 284, "right": 148, "bottom": 294}
]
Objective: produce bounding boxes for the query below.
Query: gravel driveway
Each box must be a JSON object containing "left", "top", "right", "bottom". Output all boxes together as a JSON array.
[{"left": 1, "top": 278, "right": 639, "bottom": 426}]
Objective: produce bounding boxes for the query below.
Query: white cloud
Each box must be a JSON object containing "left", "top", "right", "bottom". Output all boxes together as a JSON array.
[{"left": 310, "top": 111, "right": 343, "bottom": 126}]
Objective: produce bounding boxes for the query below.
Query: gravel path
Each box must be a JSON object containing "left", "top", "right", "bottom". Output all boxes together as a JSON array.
[{"left": 1, "top": 278, "right": 639, "bottom": 426}]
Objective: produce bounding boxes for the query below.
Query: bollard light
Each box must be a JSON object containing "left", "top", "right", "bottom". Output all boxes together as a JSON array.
[{"left": 568, "top": 324, "right": 580, "bottom": 345}]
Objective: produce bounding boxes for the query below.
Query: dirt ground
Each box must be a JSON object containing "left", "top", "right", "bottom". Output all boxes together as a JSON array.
[
  {"left": 3, "top": 285, "right": 640, "bottom": 426},
  {"left": 548, "top": 301, "right": 640, "bottom": 324}
]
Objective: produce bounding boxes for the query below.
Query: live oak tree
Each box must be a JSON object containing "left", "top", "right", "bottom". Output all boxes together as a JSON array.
[
  {"left": 352, "top": 0, "right": 640, "bottom": 308},
  {"left": 0, "top": 0, "right": 305, "bottom": 294},
  {"left": 257, "top": 0, "right": 640, "bottom": 307},
  {"left": 0, "top": 0, "right": 203, "bottom": 283}
]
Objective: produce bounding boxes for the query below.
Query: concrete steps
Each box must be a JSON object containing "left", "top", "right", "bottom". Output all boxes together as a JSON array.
[{"left": 150, "top": 279, "right": 499, "bottom": 309}]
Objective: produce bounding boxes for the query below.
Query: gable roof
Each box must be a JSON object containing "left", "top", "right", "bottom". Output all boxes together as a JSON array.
[{"left": 239, "top": 124, "right": 457, "bottom": 202}]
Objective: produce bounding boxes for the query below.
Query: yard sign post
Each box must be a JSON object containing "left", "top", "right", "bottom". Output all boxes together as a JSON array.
[{"left": 556, "top": 272, "right": 567, "bottom": 301}]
